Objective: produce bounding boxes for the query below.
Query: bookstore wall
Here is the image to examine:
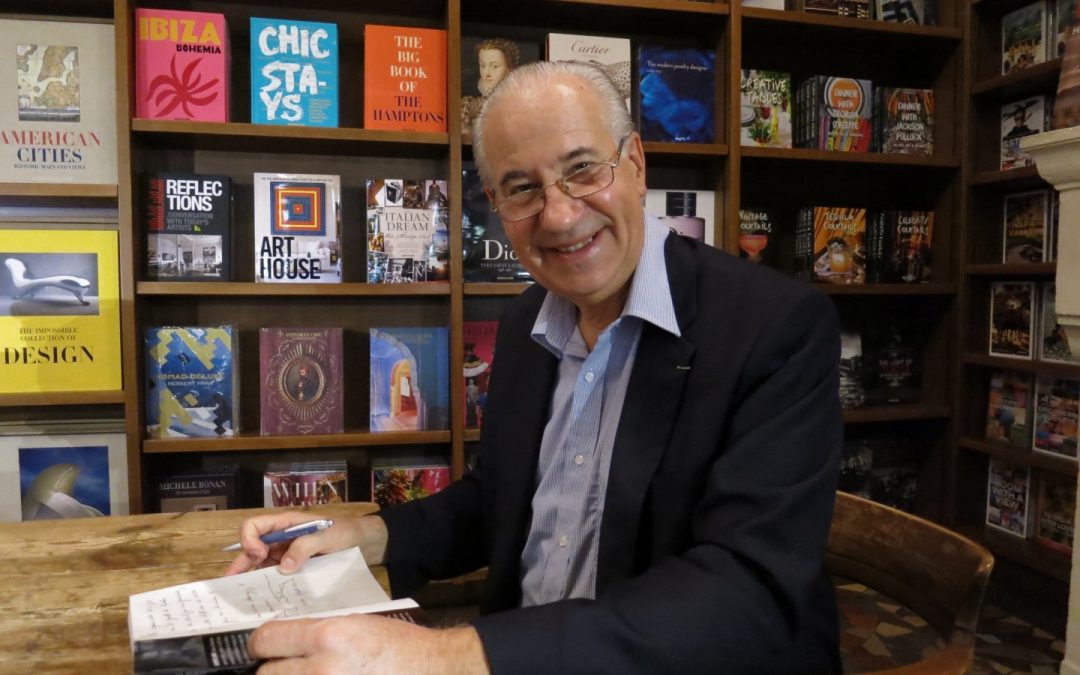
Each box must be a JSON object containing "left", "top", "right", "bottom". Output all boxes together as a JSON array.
[{"left": 0, "top": 0, "right": 1076, "bottom": 593}]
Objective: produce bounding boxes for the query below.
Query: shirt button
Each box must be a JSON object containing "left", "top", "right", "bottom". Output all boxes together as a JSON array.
[
  {"left": 584, "top": 371, "right": 595, "bottom": 382},
  {"left": 558, "top": 535, "right": 568, "bottom": 548},
  {"left": 574, "top": 454, "right": 584, "bottom": 465}
]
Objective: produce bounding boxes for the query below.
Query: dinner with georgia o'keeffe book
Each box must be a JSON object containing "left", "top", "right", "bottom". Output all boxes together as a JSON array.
[{"left": 0, "top": 229, "right": 122, "bottom": 394}]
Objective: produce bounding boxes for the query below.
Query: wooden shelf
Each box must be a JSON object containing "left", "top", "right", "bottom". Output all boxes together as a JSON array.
[
  {"left": 641, "top": 142, "right": 729, "bottom": 158},
  {"left": 0, "top": 183, "right": 117, "bottom": 198},
  {"left": 957, "top": 436, "right": 1078, "bottom": 478},
  {"left": 137, "top": 282, "right": 451, "bottom": 297},
  {"left": 462, "top": 0, "right": 728, "bottom": 30},
  {"left": 552, "top": 0, "right": 729, "bottom": 14},
  {"left": 0, "top": 390, "right": 125, "bottom": 407},
  {"left": 463, "top": 429, "right": 480, "bottom": 443},
  {"left": 956, "top": 524, "right": 1071, "bottom": 583},
  {"left": 815, "top": 283, "right": 955, "bottom": 296},
  {"left": 143, "top": 430, "right": 452, "bottom": 454},
  {"left": 741, "top": 146, "right": 960, "bottom": 168},
  {"left": 966, "top": 262, "right": 1056, "bottom": 276},
  {"left": 962, "top": 353, "right": 1080, "bottom": 378},
  {"left": 842, "top": 404, "right": 951, "bottom": 424},
  {"left": 972, "top": 59, "right": 1063, "bottom": 100},
  {"left": 463, "top": 283, "right": 532, "bottom": 296},
  {"left": 969, "top": 165, "right": 1046, "bottom": 189},
  {"left": 741, "top": 7, "right": 961, "bottom": 41}
]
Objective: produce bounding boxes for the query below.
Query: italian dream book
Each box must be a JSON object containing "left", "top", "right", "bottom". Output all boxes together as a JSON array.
[
  {"left": 364, "top": 25, "right": 447, "bottom": 132},
  {"left": 260, "top": 327, "right": 343, "bottom": 436},
  {"left": 254, "top": 172, "right": 341, "bottom": 283},
  {"left": 367, "top": 178, "right": 450, "bottom": 283},
  {"left": 135, "top": 8, "right": 229, "bottom": 122},
  {"left": 145, "top": 326, "right": 238, "bottom": 438},
  {"left": 145, "top": 172, "right": 231, "bottom": 281},
  {"left": 251, "top": 18, "right": 338, "bottom": 127},
  {"left": 636, "top": 46, "right": 715, "bottom": 144},
  {"left": 370, "top": 327, "right": 449, "bottom": 432}
]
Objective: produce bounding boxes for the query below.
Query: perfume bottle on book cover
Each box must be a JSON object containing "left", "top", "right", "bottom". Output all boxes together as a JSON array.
[{"left": 645, "top": 189, "right": 715, "bottom": 246}]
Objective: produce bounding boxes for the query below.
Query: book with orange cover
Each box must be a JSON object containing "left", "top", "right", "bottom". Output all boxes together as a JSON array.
[
  {"left": 135, "top": 8, "right": 229, "bottom": 122},
  {"left": 364, "top": 25, "right": 447, "bottom": 132}
]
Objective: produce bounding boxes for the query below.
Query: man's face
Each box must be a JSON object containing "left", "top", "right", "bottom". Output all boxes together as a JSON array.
[{"left": 482, "top": 76, "right": 647, "bottom": 310}]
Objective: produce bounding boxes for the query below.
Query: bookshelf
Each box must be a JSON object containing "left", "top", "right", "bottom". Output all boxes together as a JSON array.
[{"left": 953, "top": 0, "right": 1073, "bottom": 585}]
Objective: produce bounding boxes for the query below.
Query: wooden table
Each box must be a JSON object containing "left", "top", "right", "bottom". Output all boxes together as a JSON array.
[{"left": 0, "top": 502, "right": 380, "bottom": 674}]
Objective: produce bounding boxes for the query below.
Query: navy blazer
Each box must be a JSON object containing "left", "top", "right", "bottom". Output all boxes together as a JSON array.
[{"left": 380, "top": 233, "right": 843, "bottom": 674}]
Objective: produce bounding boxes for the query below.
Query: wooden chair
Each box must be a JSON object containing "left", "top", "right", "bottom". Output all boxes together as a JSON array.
[{"left": 827, "top": 491, "right": 994, "bottom": 675}]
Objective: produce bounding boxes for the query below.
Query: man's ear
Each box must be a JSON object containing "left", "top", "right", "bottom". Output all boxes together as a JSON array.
[
  {"left": 484, "top": 186, "right": 496, "bottom": 209},
  {"left": 625, "top": 132, "right": 647, "bottom": 198}
]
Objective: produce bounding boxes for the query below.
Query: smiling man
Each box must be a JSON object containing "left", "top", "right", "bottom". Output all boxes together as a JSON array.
[{"left": 229, "top": 61, "right": 844, "bottom": 674}]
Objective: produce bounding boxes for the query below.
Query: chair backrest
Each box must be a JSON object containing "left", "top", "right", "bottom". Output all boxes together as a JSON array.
[
  {"left": 4, "top": 258, "right": 26, "bottom": 282},
  {"left": 827, "top": 491, "right": 994, "bottom": 675}
]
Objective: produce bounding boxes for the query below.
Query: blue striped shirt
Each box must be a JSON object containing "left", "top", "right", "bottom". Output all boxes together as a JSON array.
[{"left": 520, "top": 215, "right": 681, "bottom": 606}]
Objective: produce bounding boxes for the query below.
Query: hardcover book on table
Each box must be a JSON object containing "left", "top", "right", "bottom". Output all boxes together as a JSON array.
[
  {"left": 366, "top": 178, "right": 449, "bottom": 283},
  {"left": 259, "top": 327, "right": 343, "bottom": 436},
  {"left": 145, "top": 326, "right": 238, "bottom": 438},
  {"left": 646, "top": 190, "right": 716, "bottom": 246},
  {"left": 873, "top": 88, "right": 934, "bottom": 155},
  {"left": 135, "top": 8, "right": 229, "bottom": 122},
  {"left": 459, "top": 35, "right": 540, "bottom": 132},
  {"left": 462, "top": 169, "right": 532, "bottom": 283},
  {"left": 986, "top": 458, "right": 1033, "bottom": 538},
  {"left": 364, "top": 25, "right": 447, "bottom": 132},
  {"left": 145, "top": 173, "right": 231, "bottom": 281},
  {"left": 0, "top": 19, "right": 117, "bottom": 184},
  {"left": 254, "top": 172, "right": 341, "bottom": 283},
  {"left": 989, "top": 281, "right": 1036, "bottom": 359},
  {"left": 263, "top": 460, "right": 347, "bottom": 507},
  {"left": 250, "top": 18, "right": 337, "bottom": 127},
  {"left": 1036, "top": 474, "right": 1076, "bottom": 554},
  {"left": 1002, "top": 1, "right": 1049, "bottom": 75},
  {"left": 369, "top": 327, "right": 450, "bottom": 432},
  {"left": 637, "top": 46, "right": 716, "bottom": 144},
  {"left": 1039, "top": 283, "right": 1080, "bottom": 364},
  {"left": 810, "top": 207, "right": 868, "bottom": 285},
  {"left": 0, "top": 229, "right": 121, "bottom": 394},
  {"left": 739, "top": 70, "right": 792, "bottom": 148},
  {"left": 1002, "top": 189, "right": 1049, "bottom": 263},
  {"left": 370, "top": 462, "right": 451, "bottom": 507},
  {"left": 463, "top": 320, "right": 497, "bottom": 429},
  {"left": 0, "top": 428, "right": 127, "bottom": 521},
  {"left": 546, "top": 33, "right": 632, "bottom": 111},
  {"left": 986, "top": 369, "right": 1033, "bottom": 448},
  {"left": 737, "top": 207, "right": 780, "bottom": 268},
  {"left": 1001, "top": 95, "right": 1051, "bottom": 170},
  {"left": 156, "top": 467, "right": 239, "bottom": 512},
  {"left": 1032, "top": 376, "right": 1079, "bottom": 460}
]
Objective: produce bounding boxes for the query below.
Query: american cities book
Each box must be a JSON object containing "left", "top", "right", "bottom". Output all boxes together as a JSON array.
[
  {"left": 0, "top": 19, "right": 117, "bottom": 184},
  {"left": 0, "top": 229, "right": 120, "bottom": 394},
  {"left": 364, "top": 25, "right": 447, "bottom": 132},
  {"left": 250, "top": 18, "right": 338, "bottom": 127},
  {"left": 259, "top": 327, "right": 343, "bottom": 436},
  {"left": 135, "top": 9, "right": 229, "bottom": 122},
  {"left": 254, "top": 172, "right": 341, "bottom": 283}
]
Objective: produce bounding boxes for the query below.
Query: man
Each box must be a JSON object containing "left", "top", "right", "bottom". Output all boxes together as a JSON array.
[{"left": 228, "top": 61, "right": 842, "bottom": 673}]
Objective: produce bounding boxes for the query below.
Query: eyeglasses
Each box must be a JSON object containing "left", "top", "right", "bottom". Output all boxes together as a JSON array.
[{"left": 491, "top": 136, "right": 629, "bottom": 222}]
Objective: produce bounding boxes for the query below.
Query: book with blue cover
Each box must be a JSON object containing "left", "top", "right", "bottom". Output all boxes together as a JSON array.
[
  {"left": 250, "top": 18, "right": 338, "bottom": 127},
  {"left": 145, "top": 326, "right": 238, "bottom": 438},
  {"left": 637, "top": 46, "right": 715, "bottom": 143},
  {"left": 370, "top": 327, "right": 449, "bottom": 432}
]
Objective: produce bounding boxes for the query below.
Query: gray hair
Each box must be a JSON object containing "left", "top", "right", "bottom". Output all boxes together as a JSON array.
[{"left": 472, "top": 60, "right": 635, "bottom": 187}]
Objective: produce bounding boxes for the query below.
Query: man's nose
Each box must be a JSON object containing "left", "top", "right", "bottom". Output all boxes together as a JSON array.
[{"left": 536, "top": 183, "right": 581, "bottom": 231}]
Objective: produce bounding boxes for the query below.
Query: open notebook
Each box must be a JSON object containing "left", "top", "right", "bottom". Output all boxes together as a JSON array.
[{"left": 128, "top": 547, "right": 419, "bottom": 674}]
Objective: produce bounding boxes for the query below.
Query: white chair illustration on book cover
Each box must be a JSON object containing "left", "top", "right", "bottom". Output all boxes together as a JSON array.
[{"left": 4, "top": 257, "right": 91, "bottom": 306}]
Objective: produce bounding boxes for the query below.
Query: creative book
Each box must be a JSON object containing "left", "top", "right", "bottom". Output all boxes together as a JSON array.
[
  {"left": 989, "top": 281, "right": 1036, "bottom": 359},
  {"left": 1032, "top": 376, "right": 1079, "bottom": 460},
  {"left": 637, "top": 46, "right": 716, "bottom": 144},
  {"left": 546, "top": 33, "right": 632, "bottom": 111},
  {"left": 873, "top": 87, "right": 934, "bottom": 155},
  {"left": 366, "top": 179, "right": 450, "bottom": 283},
  {"left": 263, "top": 460, "right": 347, "bottom": 507},
  {"left": 250, "top": 18, "right": 337, "bottom": 127},
  {"left": 0, "top": 19, "right": 117, "bottom": 184},
  {"left": 1001, "top": 95, "right": 1051, "bottom": 170},
  {"left": 129, "top": 548, "right": 419, "bottom": 674},
  {"left": 986, "top": 458, "right": 1033, "bottom": 538},
  {"left": 135, "top": 9, "right": 229, "bottom": 122},
  {"left": 739, "top": 70, "right": 792, "bottom": 148},
  {"left": 254, "top": 172, "right": 341, "bottom": 283},
  {"left": 155, "top": 467, "right": 238, "bottom": 513},
  {"left": 645, "top": 190, "right": 716, "bottom": 246},
  {"left": 0, "top": 229, "right": 121, "bottom": 394},
  {"left": 259, "top": 327, "right": 343, "bottom": 436},
  {"left": 462, "top": 169, "right": 532, "bottom": 282},
  {"left": 370, "top": 327, "right": 450, "bottom": 432},
  {"left": 364, "top": 25, "right": 447, "bottom": 132},
  {"left": 145, "top": 326, "right": 238, "bottom": 438},
  {"left": 371, "top": 462, "right": 451, "bottom": 507},
  {"left": 145, "top": 173, "right": 231, "bottom": 281},
  {"left": 737, "top": 207, "right": 780, "bottom": 267},
  {"left": 1002, "top": 190, "right": 1049, "bottom": 263},
  {"left": 463, "top": 320, "right": 497, "bottom": 429},
  {"left": 986, "top": 369, "right": 1032, "bottom": 448}
]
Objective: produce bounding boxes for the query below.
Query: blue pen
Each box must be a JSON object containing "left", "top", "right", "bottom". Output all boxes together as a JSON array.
[{"left": 222, "top": 518, "right": 334, "bottom": 552}]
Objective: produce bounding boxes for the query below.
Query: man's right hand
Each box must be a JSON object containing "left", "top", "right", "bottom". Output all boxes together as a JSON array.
[{"left": 224, "top": 512, "right": 388, "bottom": 576}]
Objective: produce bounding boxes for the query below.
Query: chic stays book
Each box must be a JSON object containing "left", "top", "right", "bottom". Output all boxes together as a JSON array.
[
  {"left": 254, "top": 172, "right": 341, "bottom": 283},
  {"left": 259, "top": 327, "right": 343, "bottom": 436},
  {"left": 135, "top": 8, "right": 229, "bottom": 121},
  {"left": 364, "top": 25, "right": 447, "bottom": 132},
  {"left": 250, "top": 18, "right": 338, "bottom": 127},
  {"left": 129, "top": 548, "right": 419, "bottom": 674},
  {"left": 0, "top": 19, "right": 117, "bottom": 184},
  {"left": 145, "top": 173, "right": 231, "bottom": 281}
]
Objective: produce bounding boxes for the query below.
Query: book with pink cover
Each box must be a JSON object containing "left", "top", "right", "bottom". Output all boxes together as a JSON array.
[{"left": 135, "top": 8, "right": 229, "bottom": 121}]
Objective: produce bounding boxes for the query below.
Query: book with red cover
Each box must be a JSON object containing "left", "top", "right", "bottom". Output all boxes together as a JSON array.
[
  {"left": 463, "top": 320, "right": 497, "bottom": 429},
  {"left": 135, "top": 8, "right": 229, "bottom": 121},
  {"left": 259, "top": 327, "right": 343, "bottom": 436},
  {"left": 364, "top": 25, "right": 447, "bottom": 132},
  {"left": 370, "top": 462, "right": 451, "bottom": 507}
]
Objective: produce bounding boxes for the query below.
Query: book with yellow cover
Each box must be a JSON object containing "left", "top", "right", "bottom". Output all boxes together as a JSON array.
[
  {"left": 0, "top": 229, "right": 121, "bottom": 393},
  {"left": 364, "top": 25, "right": 447, "bottom": 132}
]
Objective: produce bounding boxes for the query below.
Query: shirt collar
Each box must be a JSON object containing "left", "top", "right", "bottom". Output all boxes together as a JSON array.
[{"left": 531, "top": 213, "right": 681, "bottom": 357}]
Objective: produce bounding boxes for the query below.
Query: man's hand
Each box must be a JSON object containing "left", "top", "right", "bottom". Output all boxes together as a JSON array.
[
  {"left": 248, "top": 614, "right": 489, "bottom": 675},
  {"left": 225, "top": 512, "right": 388, "bottom": 576}
]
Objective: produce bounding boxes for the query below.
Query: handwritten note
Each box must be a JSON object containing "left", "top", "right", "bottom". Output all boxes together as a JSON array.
[{"left": 128, "top": 547, "right": 399, "bottom": 643}]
